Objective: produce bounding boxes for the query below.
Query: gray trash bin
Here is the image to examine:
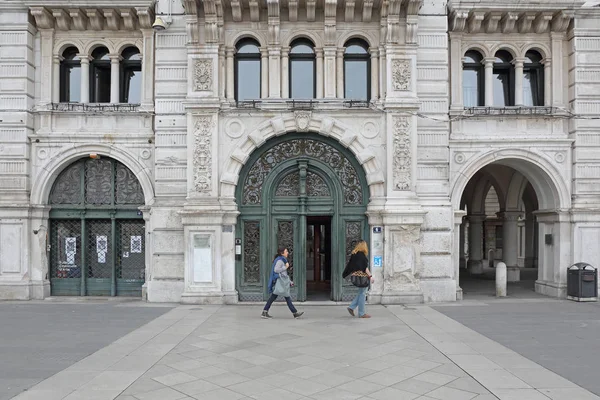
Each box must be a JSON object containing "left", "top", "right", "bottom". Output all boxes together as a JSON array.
[{"left": 567, "top": 263, "right": 598, "bottom": 302}]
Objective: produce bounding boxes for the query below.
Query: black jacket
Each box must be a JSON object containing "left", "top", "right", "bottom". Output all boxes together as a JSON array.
[{"left": 342, "top": 252, "right": 368, "bottom": 278}]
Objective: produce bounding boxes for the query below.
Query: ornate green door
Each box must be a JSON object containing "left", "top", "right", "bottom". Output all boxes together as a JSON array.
[
  {"left": 48, "top": 158, "right": 146, "bottom": 296},
  {"left": 236, "top": 134, "right": 369, "bottom": 302}
]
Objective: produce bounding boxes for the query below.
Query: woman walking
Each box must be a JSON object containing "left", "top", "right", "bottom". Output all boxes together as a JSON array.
[
  {"left": 261, "top": 247, "right": 304, "bottom": 319},
  {"left": 342, "top": 240, "right": 374, "bottom": 318}
]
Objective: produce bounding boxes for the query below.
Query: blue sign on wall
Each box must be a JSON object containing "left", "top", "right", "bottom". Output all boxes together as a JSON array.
[
  {"left": 373, "top": 226, "right": 382, "bottom": 233},
  {"left": 373, "top": 256, "right": 382, "bottom": 268}
]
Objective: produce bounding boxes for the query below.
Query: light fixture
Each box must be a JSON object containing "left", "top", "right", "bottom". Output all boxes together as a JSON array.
[
  {"left": 153, "top": 0, "right": 174, "bottom": 31},
  {"left": 152, "top": 16, "right": 168, "bottom": 31},
  {"left": 90, "top": 153, "right": 100, "bottom": 159}
]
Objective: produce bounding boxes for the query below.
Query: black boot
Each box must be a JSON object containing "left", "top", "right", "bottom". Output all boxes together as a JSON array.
[{"left": 293, "top": 311, "right": 304, "bottom": 319}]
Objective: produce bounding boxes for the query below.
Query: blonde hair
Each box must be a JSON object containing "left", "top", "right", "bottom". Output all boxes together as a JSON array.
[{"left": 351, "top": 240, "right": 368, "bottom": 256}]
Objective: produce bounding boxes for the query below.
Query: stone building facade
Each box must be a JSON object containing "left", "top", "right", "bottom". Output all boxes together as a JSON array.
[{"left": 0, "top": 0, "right": 599, "bottom": 303}]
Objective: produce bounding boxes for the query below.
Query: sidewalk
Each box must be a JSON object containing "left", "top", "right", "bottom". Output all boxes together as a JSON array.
[{"left": 13, "top": 304, "right": 600, "bottom": 400}]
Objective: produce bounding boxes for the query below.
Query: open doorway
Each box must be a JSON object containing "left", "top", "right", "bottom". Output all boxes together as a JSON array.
[{"left": 306, "top": 217, "right": 332, "bottom": 300}]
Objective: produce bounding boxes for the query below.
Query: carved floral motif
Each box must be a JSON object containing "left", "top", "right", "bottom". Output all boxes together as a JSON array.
[
  {"left": 393, "top": 117, "right": 411, "bottom": 191},
  {"left": 194, "top": 116, "right": 214, "bottom": 192},
  {"left": 391, "top": 59, "right": 411, "bottom": 91},
  {"left": 193, "top": 59, "right": 213, "bottom": 91}
]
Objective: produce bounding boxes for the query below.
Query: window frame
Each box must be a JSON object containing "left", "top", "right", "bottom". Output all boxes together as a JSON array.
[
  {"left": 289, "top": 38, "right": 316, "bottom": 99},
  {"left": 90, "top": 47, "right": 111, "bottom": 104},
  {"left": 493, "top": 50, "right": 515, "bottom": 107},
  {"left": 59, "top": 47, "right": 81, "bottom": 103},
  {"left": 234, "top": 38, "right": 262, "bottom": 102},
  {"left": 462, "top": 50, "right": 485, "bottom": 107},
  {"left": 343, "top": 39, "right": 371, "bottom": 101},
  {"left": 120, "top": 47, "right": 142, "bottom": 104},
  {"left": 523, "top": 50, "right": 544, "bottom": 107}
]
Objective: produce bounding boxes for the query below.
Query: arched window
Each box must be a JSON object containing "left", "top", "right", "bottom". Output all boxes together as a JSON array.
[
  {"left": 120, "top": 47, "right": 142, "bottom": 104},
  {"left": 463, "top": 50, "right": 484, "bottom": 107},
  {"left": 493, "top": 50, "right": 514, "bottom": 106},
  {"left": 524, "top": 50, "right": 544, "bottom": 106},
  {"left": 235, "top": 39, "right": 261, "bottom": 101},
  {"left": 90, "top": 47, "right": 111, "bottom": 103},
  {"left": 60, "top": 47, "right": 81, "bottom": 102},
  {"left": 289, "top": 39, "right": 316, "bottom": 99},
  {"left": 344, "top": 39, "right": 370, "bottom": 101}
]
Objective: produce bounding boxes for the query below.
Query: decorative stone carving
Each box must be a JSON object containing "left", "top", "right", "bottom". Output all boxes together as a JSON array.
[
  {"left": 193, "top": 59, "right": 213, "bottom": 92},
  {"left": 193, "top": 116, "right": 214, "bottom": 193},
  {"left": 391, "top": 59, "right": 411, "bottom": 91},
  {"left": 384, "top": 227, "right": 421, "bottom": 291},
  {"left": 454, "top": 152, "right": 466, "bottom": 164},
  {"left": 362, "top": 121, "right": 379, "bottom": 139},
  {"left": 554, "top": 152, "right": 565, "bottom": 163},
  {"left": 225, "top": 119, "right": 245, "bottom": 139},
  {"left": 294, "top": 111, "right": 312, "bottom": 132},
  {"left": 392, "top": 117, "right": 411, "bottom": 191}
]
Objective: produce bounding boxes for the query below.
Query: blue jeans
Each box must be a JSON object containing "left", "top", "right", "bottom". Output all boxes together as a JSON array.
[
  {"left": 349, "top": 286, "right": 368, "bottom": 317},
  {"left": 264, "top": 293, "right": 297, "bottom": 314}
]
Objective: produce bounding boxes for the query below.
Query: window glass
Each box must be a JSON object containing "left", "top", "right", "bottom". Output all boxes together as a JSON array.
[
  {"left": 91, "top": 47, "right": 110, "bottom": 103},
  {"left": 60, "top": 47, "right": 81, "bottom": 103},
  {"left": 290, "top": 60, "right": 314, "bottom": 99},
  {"left": 463, "top": 69, "right": 480, "bottom": 107},
  {"left": 121, "top": 47, "right": 141, "bottom": 104},
  {"left": 344, "top": 60, "right": 368, "bottom": 100},
  {"left": 237, "top": 59, "right": 261, "bottom": 100}
]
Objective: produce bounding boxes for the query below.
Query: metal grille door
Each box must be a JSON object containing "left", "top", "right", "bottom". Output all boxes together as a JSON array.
[
  {"left": 50, "top": 220, "right": 82, "bottom": 296},
  {"left": 116, "top": 220, "right": 145, "bottom": 296},
  {"left": 86, "top": 220, "right": 113, "bottom": 296}
]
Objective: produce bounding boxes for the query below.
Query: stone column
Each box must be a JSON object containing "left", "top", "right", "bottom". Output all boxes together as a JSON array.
[
  {"left": 459, "top": 218, "right": 466, "bottom": 269},
  {"left": 483, "top": 57, "right": 495, "bottom": 106},
  {"left": 551, "top": 32, "right": 565, "bottom": 107},
  {"left": 261, "top": 47, "right": 269, "bottom": 98},
  {"left": 219, "top": 46, "right": 226, "bottom": 99},
  {"left": 379, "top": 47, "right": 386, "bottom": 99},
  {"left": 513, "top": 57, "right": 525, "bottom": 106},
  {"left": 370, "top": 48, "right": 379, "bottom": 102},
  {"left": 52, "top": 55, "right": 62, "bottom": 103},
  {"left": 336, "top": 48, "right": 344, "bottom": 98},
  {"left": 140, "top": 29, "right": 155, "bottom": 110},
  {"left": 281, "top": 47, "right": 289, "bottom": 98},
  {"left": 268, "top": 47, "right": 281, "bottom": 98},
  {"left": 525, "top": 212, "right": 535, "bottom": 268},
  {"left": 449, "top": 33, "right": 463, "bottom": 109},
  {"left": 109, "top": 54, "right": 121, "bottom": 103},
  {"left": 324, "top": 47, "right": 337, "bottom": 98},
  {"left": 79, "top": 55, "right": 90, "bottom": 103},
  {"left": 454, "top": 211, "right": 467, "bottom": 300},
  {"left": 542, "top": 58, "right": 552, "bottom": 106},
  {"left": 225, "top": 47, "right": 235, "bottom": 100},
  {"left": 499, "top": 210, "right": 521, "bottom": 281},
  {"left": 316, "top": 48, "right": 324, "bottom": 98},
  {"left": 467, "top": 214, "right": 485, "bottom": 274}
]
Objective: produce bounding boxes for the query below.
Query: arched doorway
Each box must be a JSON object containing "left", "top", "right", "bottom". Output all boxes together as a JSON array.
[
  {"left": 48, "top": 157, "right": 146, "bottom": 296},
  {"left": 235, "top": 134, "right": 369, "bottom": 302},
  {"left": 453, "top": 154, "right": 570, "bottom": 298}
]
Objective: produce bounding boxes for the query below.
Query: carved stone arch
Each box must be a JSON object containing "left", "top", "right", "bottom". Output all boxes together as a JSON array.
[
  {"left": 505, "top": 171, "right": 529, "bottom": 210},
  {"left": 521, "top": 43, "right": 551, "bottom": 59},
  {"left": 220, "top": 115, "right": 384, "bottom": 201},
  {"left": 84, "top": 41, "right": 114, "bottom": 56},
  {"left": 54, "top": 40, "right": 84, "bottom": 56},
  {"left": 467, "top": 172, "right": 505, "bottom": 215},
  {"left": 491, "top": 43, "right": 520, "bottom": 59},
  {"left": 31, "top": 144, "right": 155, "bottom": 206},
  {"left": 282, "top": 30, "right": 323, "bottom": 48},
  {"left": 115, "top": 41, "right": 143, "bottom": 55},
  {"left": 451, "top": 148, "right": 570, "bottom": 212},
  {"left": 228, "top": 31, "right": 267, "bottom": 48},
  {"left": 462, "top": 43, "right": 490, "bottom": 58},
  {"left": 338, "top": 30, "right": 378, "bottom": 48}
]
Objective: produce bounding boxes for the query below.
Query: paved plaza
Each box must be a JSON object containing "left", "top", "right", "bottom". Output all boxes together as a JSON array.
[{"left": 4, "top": 301, "right": 600, "bottom": 400}]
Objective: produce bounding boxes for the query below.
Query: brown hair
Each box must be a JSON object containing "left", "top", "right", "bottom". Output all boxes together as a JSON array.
[{"left": 351, "top": 240, "right": 368, "bottom": 256}]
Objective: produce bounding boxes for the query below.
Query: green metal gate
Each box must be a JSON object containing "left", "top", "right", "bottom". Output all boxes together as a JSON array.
[
  {"left": 48, "top": 158, "right": 145, "bottom": 297},
  {"left": 235, "top": 134, "right": 369, "bottom": 302}
]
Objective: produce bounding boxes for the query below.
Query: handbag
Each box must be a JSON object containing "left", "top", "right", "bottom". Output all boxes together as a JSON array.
[
  {"left": 273, "top": 273, "right": 291, "bottom": 297},
  {"left": 350, "top": 271, "right": 370, "bottom": 288}
]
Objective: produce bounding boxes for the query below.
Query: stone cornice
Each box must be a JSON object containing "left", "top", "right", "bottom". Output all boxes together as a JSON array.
[
  {"left": 29, "top": 5, "right": 155, "bottom": 30},
  {"left": 449, "top": 9, "right": 576, "bottom": 33},
  {"left": 24, "top": 0, "right": 154, "bottom": 6}
]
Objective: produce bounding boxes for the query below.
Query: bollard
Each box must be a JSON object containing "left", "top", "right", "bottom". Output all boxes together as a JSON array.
[{"left": 496, "top": 261, "right": 507, "bottom": 297}]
